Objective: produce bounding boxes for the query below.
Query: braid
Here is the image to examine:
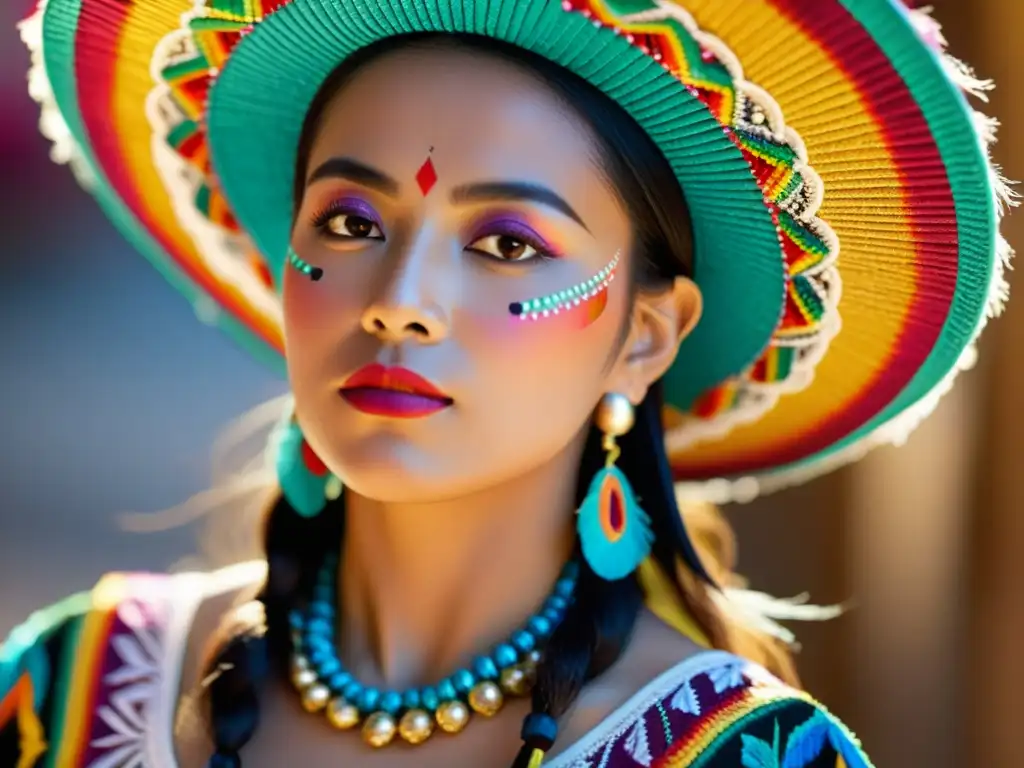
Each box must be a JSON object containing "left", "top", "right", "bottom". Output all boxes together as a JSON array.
[
  {"left": 510, "top": 562, "right": 644, "bottom": 767},
  {"left": 204, "top": 495, "right": 342, "bottom": 766},
  {"left": 509, "top": 417, "right": 648, "bottom": 768}
]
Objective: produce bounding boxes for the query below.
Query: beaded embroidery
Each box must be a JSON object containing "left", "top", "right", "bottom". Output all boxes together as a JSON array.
[{"left": 559, "top": 0, "right": 840, "bottom": 449}]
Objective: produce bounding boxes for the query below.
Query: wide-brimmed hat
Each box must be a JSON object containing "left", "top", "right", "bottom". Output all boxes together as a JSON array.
[{"left": 20, "top": 0, "right": 1013, "bottom": 501}]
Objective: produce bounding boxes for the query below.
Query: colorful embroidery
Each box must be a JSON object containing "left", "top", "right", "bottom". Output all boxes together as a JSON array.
[
  {"left": 560, "top": 0, "right": 840, "bottom": 447},
  {"left": 147, "top": 0, "right": 285, "bottom": 312},
  {"left": 555, "top": 656, "right": 873, "bottom": 768},
  {"left": 0, "top": 674, "right": 47, "bottom": 768},
  {"left": 0, "top": 576, "right": 173, "bottom": 768}
]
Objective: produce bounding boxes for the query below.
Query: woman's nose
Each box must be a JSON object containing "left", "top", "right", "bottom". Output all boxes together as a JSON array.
[{"left": 360, "top": 242, "right": 450, "bottom": 344}]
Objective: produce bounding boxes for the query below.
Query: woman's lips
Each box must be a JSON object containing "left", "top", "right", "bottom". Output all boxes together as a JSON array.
[
  {"left": 340, "top": 364, "right": 453, "bottom": 419},
  {"left": 340, "top": 388, "right": 451, "bottom": 418}
]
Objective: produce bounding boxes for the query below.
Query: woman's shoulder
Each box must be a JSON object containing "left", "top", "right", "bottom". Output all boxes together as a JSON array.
[
  {"left": 553, "top": 648, "right": 873, "bottom": 768},
  {"left": 0, "top": 562, "right": 265, "bottom": 767}
]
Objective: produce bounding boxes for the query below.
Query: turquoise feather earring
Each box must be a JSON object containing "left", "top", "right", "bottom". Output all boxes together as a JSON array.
[
  {"left": 577, "top": 393, "right": 654, "bottom": 580},
  {"left": 275, "top": 415, "right": 342, "bottom": 517}
]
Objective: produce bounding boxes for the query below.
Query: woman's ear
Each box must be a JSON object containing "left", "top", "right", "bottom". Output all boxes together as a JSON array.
[{"left": 607, "top": 277, "right": 702, "bottom": 404}]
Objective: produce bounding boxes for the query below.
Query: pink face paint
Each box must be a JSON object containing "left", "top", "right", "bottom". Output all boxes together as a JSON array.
[
  {"left": 416, "top": 156, "right": 437, "bottom": 196},
  {"left": 507, "top": 251, "right": 620, "bottom": 330}
]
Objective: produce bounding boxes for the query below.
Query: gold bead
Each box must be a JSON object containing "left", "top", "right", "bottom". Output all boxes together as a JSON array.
[
  {"left": 291, "top": 654, "right": 310, "bottom": 672},
  {"left": 499, "top": 666, "right": 532, "bottom": 696},
  {"left": 468, "top": 681, "right": 504, "bottom": 717},
  {"left": 398, "top": 708, "right": 434, "bottom": 745},
  {"left": 326, "top": 697, "right": 360, "bottom": 730},
  {"left": 595, "top": 392, "right": 635, "bottom": 437},
  {"left": 525, "top": 649, "right": 543, "bottom": 666},
  {"left": 362, "top": 711, "right": 398, "bottom": 748},
  {"left": 301, "top": 683, "right": 331, "bottom": 713},
  {"left": 435, "top": 700, "right": 470, "bottom": 733},
  {"left": 291, "top": 667, "right": 318, "bottom": 690}
]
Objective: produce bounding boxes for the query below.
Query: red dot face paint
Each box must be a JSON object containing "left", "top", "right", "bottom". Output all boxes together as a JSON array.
[
  {"left": 416, "top": 157, "right": 438, "bottom": 196},
  {"left": 508, "top": 251, "right": 620, "bottom": 331}
]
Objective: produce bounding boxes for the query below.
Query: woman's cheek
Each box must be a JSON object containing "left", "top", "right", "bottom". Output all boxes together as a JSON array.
[{"left": 458, "top": 276, "right": 623, "bottom": 370}]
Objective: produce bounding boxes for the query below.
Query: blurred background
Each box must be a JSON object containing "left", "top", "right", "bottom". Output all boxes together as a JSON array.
[{"left": 1, "top": 1, "right": 1021, "bottom": 765}]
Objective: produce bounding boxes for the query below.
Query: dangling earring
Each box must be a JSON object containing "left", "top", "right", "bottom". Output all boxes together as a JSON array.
[
  {"left": 275, "top": 417, "right": 342, "bottom": 517},
  {"left": 577, "top": 393, "right": 654, "bottom": 581}
]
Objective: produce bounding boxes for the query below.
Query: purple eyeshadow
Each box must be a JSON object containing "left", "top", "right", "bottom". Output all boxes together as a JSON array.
[{"left": 472, "top": 216, "right": 559, "bottom": 257}]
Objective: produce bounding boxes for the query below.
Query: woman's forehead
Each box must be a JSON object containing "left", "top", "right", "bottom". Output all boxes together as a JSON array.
[{"left": 306, "top": 45, "right": 603, "bottom": 191}]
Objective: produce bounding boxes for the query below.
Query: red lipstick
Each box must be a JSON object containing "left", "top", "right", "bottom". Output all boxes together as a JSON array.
[{"left": 340, "top": 363, "right": 452, "bottom": 418}]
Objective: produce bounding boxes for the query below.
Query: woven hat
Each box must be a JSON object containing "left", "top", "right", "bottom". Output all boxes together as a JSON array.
[{"left": 20, "top": 0, "right": 1013, "bottom": 501}]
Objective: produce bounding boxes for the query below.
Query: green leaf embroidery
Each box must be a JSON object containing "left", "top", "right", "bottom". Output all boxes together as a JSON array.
[{"left": 741, "top": 719, "right": 782, "bottom": 768}]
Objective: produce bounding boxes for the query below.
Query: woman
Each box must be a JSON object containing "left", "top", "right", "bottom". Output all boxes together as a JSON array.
[{"left": 4, "top": 0, "right": 1011, "bottom": 765}]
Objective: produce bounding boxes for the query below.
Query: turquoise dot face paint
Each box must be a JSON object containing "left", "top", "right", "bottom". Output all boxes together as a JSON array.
[
  {"left": 288, "top": 249, "right": 324, "bottom": 281},
  {"left": 508, "top": 251, "right": 620, "bottom": 329}
]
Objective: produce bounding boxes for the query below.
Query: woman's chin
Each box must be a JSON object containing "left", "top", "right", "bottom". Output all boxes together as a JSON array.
[{"left": 329, "top": 439, "right": 472, "bottom": 504}]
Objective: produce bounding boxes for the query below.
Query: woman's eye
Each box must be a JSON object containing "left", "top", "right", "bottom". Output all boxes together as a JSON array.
[
  {"left": 468, "top": 234, "right": 543, "bottom": 262},
  {"left": 322, "top": 213, "right": 383, "bottom": 240}
]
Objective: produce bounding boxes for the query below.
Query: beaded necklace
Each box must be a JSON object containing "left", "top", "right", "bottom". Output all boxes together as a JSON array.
[{"left": 288, "top": 556, "right": 578, "bottom": 747}]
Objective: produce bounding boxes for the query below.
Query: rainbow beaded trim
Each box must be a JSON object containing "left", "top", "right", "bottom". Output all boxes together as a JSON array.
[
  {"left": 560, "top": 0, "right": 840, "bottom": 449},
  {"left": 509, "top": 251, "right": 620, "bottom": 320}
]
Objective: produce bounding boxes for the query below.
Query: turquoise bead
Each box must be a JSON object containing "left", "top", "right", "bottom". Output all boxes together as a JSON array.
[
  {"left": 304, "top": 632, "right": 331, "bottom": 650},
  {"left": 542, "top": 607, "right": 562, "bottom": 623},
  {"left": 528, "top": 616, "right": 553, "bottom": 637},
  {"left": 403, "top": 689, "right": 421, "bottom": 710},
  {"left": 420, "top": 687, "right": 439, "bottom": 711},
  {"left": 308, "top": 648, "right": 331, "bottom": 666},
  {"left": 555, "top": 578, "right": 575, "bottom": 598},
  {"left": 342, "top": 681, "right": 363, "bottom": 701},
  {"left": 474, "top": 656, "right": 499, "bottom": 680},
  {"left": 436, "top": 679, "right": 458, "bottom": 701},
  {"left": 288, "top": 610, "right": 304, "bottom": 630},
  {"left": 453, "top": 669, "right": 476, "bottom": 694},
  {"left": 317, "top": 657, "right": 341, "bottom": 677},
  {"left": 309, "top": 601, "right": 333, "bottom": 620},
  {"left": 358, "top": 688, "right": 381, "bottom": 712},
  {"left": 306, "top": 618, "right": 332, "bottom": 637},
  {"left": 329, "top": 672, "right": 352, "bottom": 692},
  {"left": 512, "top": 631, "right": 536, "bottom": 653},
  {"left": 380, "top": 691, "right": 403, "bottom": 715},
  {"left": 547, "top": 595, "right": 568, "bottom": 612},
  {"left": 494, "top": 644, "right": 518, "bottom": 667}
]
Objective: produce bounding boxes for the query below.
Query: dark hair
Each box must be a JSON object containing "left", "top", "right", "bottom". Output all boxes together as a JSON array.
[{"left": 204, "top": 33, "right": 717, "bottom": 768}]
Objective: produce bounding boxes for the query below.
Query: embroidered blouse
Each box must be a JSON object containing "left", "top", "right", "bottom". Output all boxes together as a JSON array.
[{"left": 0, "top": 564, "right": 873, "bottom": 767}]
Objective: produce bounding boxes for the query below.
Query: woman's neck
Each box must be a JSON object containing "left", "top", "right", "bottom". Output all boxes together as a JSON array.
[{"left": 337, "top": 448, "right": 580, "bottom": 689}]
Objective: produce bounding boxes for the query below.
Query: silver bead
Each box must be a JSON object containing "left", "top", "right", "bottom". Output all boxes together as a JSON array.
[{"left": 594, "top": 393, "right": 635, "bottom": 437}]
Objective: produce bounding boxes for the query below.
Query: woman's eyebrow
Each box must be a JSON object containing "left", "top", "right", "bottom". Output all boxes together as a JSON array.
[
  {"left": 451, "top": 181, "right": 590, "bottom": 232},
  {"left": 307, "top": 156, "right": 401, "bottom": 196}
]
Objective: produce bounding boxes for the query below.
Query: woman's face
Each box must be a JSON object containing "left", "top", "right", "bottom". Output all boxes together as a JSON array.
[{"left": 285, "top": 44, "right": 685, "bottom": 503}]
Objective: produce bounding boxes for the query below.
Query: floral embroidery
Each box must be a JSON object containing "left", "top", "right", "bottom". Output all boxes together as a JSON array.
[
  {"left": 85, "top": 593, "right": 167, "bottom": 768},
  {"left": 624, "top": 719, "right": 653, "bottom": 765}
]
